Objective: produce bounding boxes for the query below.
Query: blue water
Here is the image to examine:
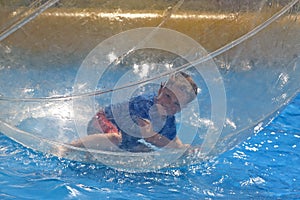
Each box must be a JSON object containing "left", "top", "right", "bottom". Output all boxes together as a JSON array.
[{"left": 0, "top": 94, "right": 299, "bottom": 199}]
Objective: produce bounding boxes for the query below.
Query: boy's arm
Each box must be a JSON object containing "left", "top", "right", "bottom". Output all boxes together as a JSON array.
[
  {"left": 138, "top": 118, "right": 187, "bottom": 148},
  {"left": 146, "top": 135, "right": 187, "bottom": 148}
]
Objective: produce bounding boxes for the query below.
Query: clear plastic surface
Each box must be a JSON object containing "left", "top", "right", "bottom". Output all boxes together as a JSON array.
[{"left": 0, "top": 0, "right": 299, "bottom": 172}]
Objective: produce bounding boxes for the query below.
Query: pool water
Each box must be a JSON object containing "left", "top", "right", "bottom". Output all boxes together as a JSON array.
[{"left": 0, "top": 95, "right": 299, "bottom": 199}]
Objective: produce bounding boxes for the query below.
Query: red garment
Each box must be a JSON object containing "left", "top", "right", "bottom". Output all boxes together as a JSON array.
[{"left": 89, "top": 110, "right": 119, "bottom": 134}]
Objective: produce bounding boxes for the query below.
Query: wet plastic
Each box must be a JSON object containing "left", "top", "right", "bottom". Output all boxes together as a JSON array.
[{"left": 0, "top": 0, "right": 299, "bottom": 172}]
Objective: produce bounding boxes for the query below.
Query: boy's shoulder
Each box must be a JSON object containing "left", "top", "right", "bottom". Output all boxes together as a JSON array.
[
  {"left": 104, "top": 93, "right": 156, "bottom": 115},
  {"left": 130, "top": 92, "right": 156, "bottom": 105}
]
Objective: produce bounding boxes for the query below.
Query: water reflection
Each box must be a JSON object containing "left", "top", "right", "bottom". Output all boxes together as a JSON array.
[{"left": 38, "top": 10, "right": 236, "bottom": 20}]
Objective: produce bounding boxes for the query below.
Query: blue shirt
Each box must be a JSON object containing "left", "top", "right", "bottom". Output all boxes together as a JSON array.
[{"left": 104, "top": 93, "right": 176, "bottom": 150}]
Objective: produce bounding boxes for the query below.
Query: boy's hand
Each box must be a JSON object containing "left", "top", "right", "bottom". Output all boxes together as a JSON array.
[{"left": 137, "top": 118, "right": 156, "bottom": 138}]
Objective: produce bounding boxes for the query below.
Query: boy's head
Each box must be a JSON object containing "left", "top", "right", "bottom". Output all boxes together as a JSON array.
[
  {"left": 166, "top": 71, "right": 198, "bottom": 103},
  {"left": 157, "top": 71, "right": 198, "bottom": 115}
]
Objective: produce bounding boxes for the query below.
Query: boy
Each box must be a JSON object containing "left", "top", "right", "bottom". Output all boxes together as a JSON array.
[{"left": 70, "top": 71, "right": 198, "bottom": 152}]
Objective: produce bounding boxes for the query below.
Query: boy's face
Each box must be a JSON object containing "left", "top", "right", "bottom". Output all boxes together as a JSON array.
[{"left": 157, "top": 85, "right": 189, "bottom": 116}]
